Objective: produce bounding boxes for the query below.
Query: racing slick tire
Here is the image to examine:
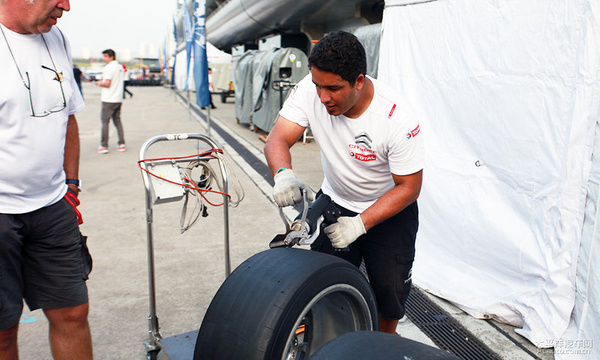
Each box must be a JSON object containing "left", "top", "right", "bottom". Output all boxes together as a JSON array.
[
  {"left": 193, "top": 247, "right": 378, "bottom": 360},
  {"left": 308, "top": 331, "right": 461, "bottom": 360}
]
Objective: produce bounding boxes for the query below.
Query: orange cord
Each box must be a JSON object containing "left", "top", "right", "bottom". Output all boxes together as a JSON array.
[{"left": 138, "top": 149, "right": 231, "bottom": 206}]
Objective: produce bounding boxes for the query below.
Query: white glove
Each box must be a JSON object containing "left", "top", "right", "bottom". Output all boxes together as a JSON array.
[
  {"left": 324, "top": 215, "right": 366, "bottom": 249},
  {"left": 273, "top": 169, "right": 314, "bottom": 207}
]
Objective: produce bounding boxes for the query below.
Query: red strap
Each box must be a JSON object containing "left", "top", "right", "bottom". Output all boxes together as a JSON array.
[{"left": 64, "top": 192, "right": 83, "bottom": 225}]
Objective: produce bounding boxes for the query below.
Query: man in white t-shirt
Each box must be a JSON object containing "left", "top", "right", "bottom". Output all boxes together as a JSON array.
[
  {"left": 0, "top": 0, "right": 93, "bottom": 358},
  {"left": 96, "top": 48, "right": 125, "bottom": 154},
  {"left": 264, "top": 31, "right": 424, "bottom": 334}
]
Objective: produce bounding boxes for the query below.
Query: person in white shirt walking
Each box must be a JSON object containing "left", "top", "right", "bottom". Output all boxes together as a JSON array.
[{"left": 96, "top": 48, "right": 125, "bottom": 154}]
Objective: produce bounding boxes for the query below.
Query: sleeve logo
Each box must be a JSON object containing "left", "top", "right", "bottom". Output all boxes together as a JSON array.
[{"left": 406, "top": 124, "right": 420, "bottom": 140}]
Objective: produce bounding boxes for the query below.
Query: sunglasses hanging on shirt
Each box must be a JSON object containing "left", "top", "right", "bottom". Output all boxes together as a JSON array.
[{"left": 1, "top": 25, "right": 67, "bottom": 117}]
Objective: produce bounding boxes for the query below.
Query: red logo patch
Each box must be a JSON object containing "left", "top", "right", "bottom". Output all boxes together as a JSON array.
[
  {"left": 388, "top": 104, "right": 397, "bottom": 118},
  {"left": 353, "top": 153, "right": 376, "bottom": 162},
  {"left": 406, "top": 124, "right": 420, "bottom": 139}
]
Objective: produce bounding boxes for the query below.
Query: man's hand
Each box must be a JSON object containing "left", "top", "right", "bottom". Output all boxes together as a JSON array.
[
  {"left": 273, "top": 169, "right": 314, "bottom": 206},
  {"left": 324, "top": 215, "right": 366, "bottom": 248},
  {"left": 67, "top": 184, "right": 79, "bottom": 197}
]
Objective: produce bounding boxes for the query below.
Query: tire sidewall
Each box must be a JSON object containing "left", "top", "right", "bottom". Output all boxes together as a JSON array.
[
  {"left": 267, "top": 258, "right": 378, "bottom": 359},
  {"left": 195, "top": 248, "right": 378, "bottom": 360}
]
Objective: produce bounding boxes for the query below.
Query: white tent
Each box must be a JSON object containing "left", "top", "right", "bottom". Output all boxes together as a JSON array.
[
  {"left": 174, "top": 42, "right": 232, "bottom": 91},
  {"left": 378, "top": 0, "right": 599, "bottom": 357},
  {"left": 206, "top": 41, "right": 232, "bottom": 64}
]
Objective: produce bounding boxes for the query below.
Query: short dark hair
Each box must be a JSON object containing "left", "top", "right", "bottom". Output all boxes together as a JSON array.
[
  {"left": 308, "top": 31, "right": 367, "bottom": 85},
  {"left": 102, "top": 49, "right": 116, "bottom": 60}
]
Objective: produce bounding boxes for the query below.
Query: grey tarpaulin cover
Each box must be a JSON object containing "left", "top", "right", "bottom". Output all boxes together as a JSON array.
[
  {"left": 352, "top": 23, "right": 382, "bottom": 79},
  {"left": 233, "top": 50, "right": 261, "bottom": 125},
  {"left": 251, "top": 48, "right": 309, "bottom": 132}
]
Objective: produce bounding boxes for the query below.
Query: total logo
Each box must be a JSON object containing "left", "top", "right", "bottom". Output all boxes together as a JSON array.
[
  {"left": 350, "top": 152, "right": 377, "bottom": 162},
  {"left": 406, "top": 124, "right": 421, "bottom": 140},
  {"left": 350, "top": 132, "right": 377, "bottom": 161}
]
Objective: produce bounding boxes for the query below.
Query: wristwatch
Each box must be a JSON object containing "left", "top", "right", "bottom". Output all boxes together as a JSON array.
[{"left": 66, "top": 179, "right": 82, "bottom": 192}]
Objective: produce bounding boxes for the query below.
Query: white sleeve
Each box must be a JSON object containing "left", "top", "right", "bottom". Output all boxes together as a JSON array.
[
  {"left": 103, "top": 63, "right": 114, "bottom": 80},
  {"left": 388, "top": 116, "right": 425, "bottom": 175},
  {"left": 54, "top": 28, "right": 85, "bottom": 115}
]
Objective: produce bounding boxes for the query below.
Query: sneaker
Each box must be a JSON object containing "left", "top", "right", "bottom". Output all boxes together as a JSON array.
[
  {"left": 97, "top": 147, "right": 109, "bottom": 154},
  {"left": 116, "top": 144, "right": 126, "bottom": 152}
]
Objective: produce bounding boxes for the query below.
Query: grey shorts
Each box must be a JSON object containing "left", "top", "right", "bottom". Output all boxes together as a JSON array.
[
  {"left": 0, "top": 193, "right": 92, "bottom": 331},
  {"left": 311, "top": 196, "right": 418, "bottom": 320}
]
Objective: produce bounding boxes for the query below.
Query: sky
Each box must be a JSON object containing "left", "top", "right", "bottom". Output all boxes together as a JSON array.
[{"left": 58, "top": 0, "right": 178, "bottom": 60}]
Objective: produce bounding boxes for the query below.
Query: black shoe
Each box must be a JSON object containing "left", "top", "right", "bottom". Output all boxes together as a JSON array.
[{"left": 211, "top": 105, "right": 217, "bottom": 109}]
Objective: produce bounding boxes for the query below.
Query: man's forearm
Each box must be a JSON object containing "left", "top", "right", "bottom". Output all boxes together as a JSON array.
[
  {"left": 265, "top": 139, "right": 294, "bottom": 176},
  {"left": 360, "top": 170, "right": 423, "bottom": 231},
  {"left": 97, "top": 79, "right": 111, "bottom": 88},
  {"left": 264, "top": 117, "right": 306, "bottom": 176},
  {"left": 64, "top": 115, "right": 80, "bottom": 184}
]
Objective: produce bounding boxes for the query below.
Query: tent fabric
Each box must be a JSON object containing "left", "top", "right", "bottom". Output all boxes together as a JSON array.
[
  {"left": 379, "top": 0, "right": 599, "bottom": 349},
  {"left": 560, "top": 119, "right": 600, "bottom": 359},
  {"left": 175, "top": 50, "right": 194, "bottom": 92},
  {"left": 559, "top": 2, "right": 600, "bottom": 358},
  {"left": 206, "top": 42, "right": 232, "bottom": 64},
  {"left": 174, "top": 42, "right": 231, "bottom": 92},
  {"left": 210, "top": 62, "right": 234, "bottom": 93}
]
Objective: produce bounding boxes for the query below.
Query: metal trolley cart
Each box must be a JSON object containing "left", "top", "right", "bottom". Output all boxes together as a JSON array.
[{"left": 138, "top": 133, "right": 233, "bottom": 360}]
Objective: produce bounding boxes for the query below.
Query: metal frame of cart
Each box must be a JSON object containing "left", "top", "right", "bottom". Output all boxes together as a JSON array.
[{"left": 138, "top": 133, "right": 231, "bottom": 360}]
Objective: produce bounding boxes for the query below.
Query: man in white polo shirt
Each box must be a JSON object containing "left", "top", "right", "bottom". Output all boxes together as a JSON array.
[
  {"left": 96, "top": 48, "right": 125, "bottom": 154},
  {"left": 265, "top": 31, "right": 424, "bottom": 334}
]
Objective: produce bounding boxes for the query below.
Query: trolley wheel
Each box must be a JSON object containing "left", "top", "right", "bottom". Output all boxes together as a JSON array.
[
  {"left": 193, "top": 248, "right": 378, "bottom": 360},
  {"left": 308, "top": 331, "right": 462, "bottom": 359},
  {"left": 146, "top": 350, "right": 159, "bottom": 360}
]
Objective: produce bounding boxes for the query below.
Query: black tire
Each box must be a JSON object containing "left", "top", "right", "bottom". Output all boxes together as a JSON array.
[
  {"left": 194, "top": 248, "right": 378, "bottom": 360},
  {"left": 308, "top": 331, "right": 462, "bottom": 360}
]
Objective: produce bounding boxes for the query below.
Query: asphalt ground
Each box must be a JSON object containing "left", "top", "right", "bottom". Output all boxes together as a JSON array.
[{"left": 15, "top": 83, "right": 553, "bottom": 360}]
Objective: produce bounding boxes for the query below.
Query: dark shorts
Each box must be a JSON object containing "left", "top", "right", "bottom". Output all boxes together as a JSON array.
[
  {"left": 311, "top": 195, "right": 418, "bottom": 320},
  {"left": 0, "top": 194, "right": 92, "bottom": 331}
]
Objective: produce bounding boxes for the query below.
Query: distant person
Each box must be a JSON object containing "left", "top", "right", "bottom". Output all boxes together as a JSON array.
[
  {"left": 96, "top": 48, "right": 125, "bottom": 154},
  {"left": 0, "top": 0, "right": 93, "bottom": 359},
  {"left": 73, "top": 64, "right": 83, "bottom": 96},
  {"left": 122, "top": 63, "right": 133, "bottom": 98},
  {"left": 201, "top": 67, "right": 216, "bottom": 110}
]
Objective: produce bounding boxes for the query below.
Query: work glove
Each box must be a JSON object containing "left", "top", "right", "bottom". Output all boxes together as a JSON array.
[
  {"left": 273, "top": 169, "right": 314, "bottom": 207},
  {"left": 324, "top": 215, "right": 366, "bottom": 249}
]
